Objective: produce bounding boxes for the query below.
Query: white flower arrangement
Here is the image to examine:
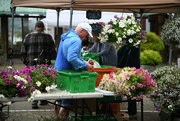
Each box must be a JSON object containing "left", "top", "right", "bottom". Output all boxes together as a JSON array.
[{"left": 98, "top": 15, "right": 146, "bottom": 47}]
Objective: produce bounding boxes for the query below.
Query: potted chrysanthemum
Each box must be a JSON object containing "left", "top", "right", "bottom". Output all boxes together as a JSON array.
[
  {"left": 98, "top": 67, "right": 157, "bottom": 100},
  {"left": 98, "top": 15, "right": 146, "bottom": 48}
]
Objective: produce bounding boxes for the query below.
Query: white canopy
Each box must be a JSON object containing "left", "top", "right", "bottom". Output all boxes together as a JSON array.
[{"left": 42, "top": 9, "right": 133, "bottom": 28}]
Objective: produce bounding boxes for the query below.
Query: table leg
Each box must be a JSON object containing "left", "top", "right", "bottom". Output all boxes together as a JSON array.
[
  {"left": 75, "top": 99, "right": 77, "bottom": 121},
  {"left": 81, "top": 99, "right": 84, "bottom": 121},
  {"left": 141, "top": 98, "right": 144, "bottom": 121}
]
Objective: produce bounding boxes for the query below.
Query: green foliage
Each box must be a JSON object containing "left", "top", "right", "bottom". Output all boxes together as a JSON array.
[
  {"left": 0, "top": 49, "right": 4, "bottom": 56},
  {"left": 141, "top": 32, "right": 165, "bottom": 52},
  {"left": 13, "top": 41, "right": 22, "bottom": 53},
  {"left": 160, "top": 10, "right": 180, "bottom": 50},
  {"left": 140, "top": 50, "right": 162, "bottom": 65}
]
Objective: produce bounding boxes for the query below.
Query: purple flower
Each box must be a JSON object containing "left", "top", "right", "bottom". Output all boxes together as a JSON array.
[
  {"left": 6, "top": 79, "right": 12, "bottom": 85},
  {"left": 120, "top": 16, "right": 124, "bottom": 20},
  {"left": 142, "top": 36, "right": 146, "bottom": 40},
  {"left": 43, "top": 70, "right": 48, "bottom": 75},
  {"left": 114, "top": 15, "right": 118, "bottom": 18}
]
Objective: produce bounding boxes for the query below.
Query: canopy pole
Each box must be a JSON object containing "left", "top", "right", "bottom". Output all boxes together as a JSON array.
[
  {"left": 140, "top": 9, "right": 144, "bottom": 26},
  {"left": 56, "top": 8, "right": 61, "bottom": 35},
  {"left": 70, "top": 7, "right": 73, "bottom": 28},
  {"left": 10, "top": 7, "right": 16, "bottom": 48}
]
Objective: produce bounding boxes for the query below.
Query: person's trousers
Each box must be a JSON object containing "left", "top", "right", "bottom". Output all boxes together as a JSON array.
[{"left": 128, "top": 99, "right": 137, "bottom": 115}]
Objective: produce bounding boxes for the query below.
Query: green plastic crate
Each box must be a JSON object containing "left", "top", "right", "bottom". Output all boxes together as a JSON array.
[
  {"left": 56, "top": 70, "right": 98, "bottom": 93},
  {"left": 82, "top": 53, "right": 99, "bottom": 63},
  {"left": 70, "top": 115, "right": 116, "bottom": 121}
]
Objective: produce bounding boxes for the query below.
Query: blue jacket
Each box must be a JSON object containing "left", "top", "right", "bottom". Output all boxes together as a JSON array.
[{"left": 54, "top": 29, "right": 88, "bottom": 70}]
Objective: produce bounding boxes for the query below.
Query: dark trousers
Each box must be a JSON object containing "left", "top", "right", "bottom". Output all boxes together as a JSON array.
[{"left": 128, "top": 99, "right": 137, "bottom": 115}]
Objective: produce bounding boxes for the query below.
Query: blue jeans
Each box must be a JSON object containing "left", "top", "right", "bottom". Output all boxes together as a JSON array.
[{"left": 56, "top": 99, "right": 75, "bottom": 107}]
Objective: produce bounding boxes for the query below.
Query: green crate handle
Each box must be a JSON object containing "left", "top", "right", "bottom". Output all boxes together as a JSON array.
[{"left": 80, "top": 75, "right": 89, "bottom": 78}]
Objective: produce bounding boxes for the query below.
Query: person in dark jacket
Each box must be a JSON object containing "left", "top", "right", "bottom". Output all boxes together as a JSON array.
[
  {"left": 21, "top": 20, "right": 57, "bottom": 109},
  {"left": 117, "top": 43, "right": 140, "bottom": 120},
  {"left": 89, "top": 31, "right": 117, "bottom": 66}
]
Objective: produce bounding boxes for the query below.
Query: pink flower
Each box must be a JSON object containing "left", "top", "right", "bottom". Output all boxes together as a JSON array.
[
  {"left": 109, "top": 71, "right": 115, "bottom": 79},
  {"left": 138, "top": 83, "right": 143, "bottom": 88},
  {"left": 130, "top": 85, "right": 136, "bottom": 90},
  {"left": 120, "top": 16, "right": 124, "bottom": 20}
]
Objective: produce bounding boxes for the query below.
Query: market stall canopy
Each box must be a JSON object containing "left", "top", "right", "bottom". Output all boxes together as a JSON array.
[
  {"left": 12, "top": 0, "right": 180, "bottom": 13},
  {"left": 0, "top": 0, "right": 46, "bottom": 15}
]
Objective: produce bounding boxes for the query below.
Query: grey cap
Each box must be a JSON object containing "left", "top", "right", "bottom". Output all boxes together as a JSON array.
[{"left": 35, "top": 21, "right": 44, "bottom": 28}]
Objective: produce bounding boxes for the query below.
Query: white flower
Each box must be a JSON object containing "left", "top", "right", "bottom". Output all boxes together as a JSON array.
[
  {"left": 14, "top": 75, "right": 28, "bottom": 84},
  {"left": 0, "top": 94, "right": 5, "bottom": 99},
  {"left": 28, "top": 96, "right": 34, "bottom": 102},
  {"left": 123, "top": 35, "right": 126, "bottom": 38},
  {"left": 6, "top": 102, "right": 12, "bottom": 106},
  {"left": 136, "top": 29, "right": 140, "bottom": 32},
  {"left": 168, "top": 105, "right": 172, "bottom": 109},
  {"left": 36, "top": 81, "right": 41, "bottom": 87},
  {"left": 128, "top": 38, "right": 133, "bottom": 43},
  {"left": 119, "top": 22, "right": 125, "bottom": 28},
  {"left": 117, "top": 38, "right": 123, "bottom": 44},
  {"left": 45, "top": 84, "right": 57, "bottom": 92},
  {"left": 45, "top": 86, "right": 51, "bottom": 92},
  {"left": 115, "top": 32, "right": 119, "bottom": 36},
  {"left": 7, "top": 66, "right": 12, "bottom": 69}
]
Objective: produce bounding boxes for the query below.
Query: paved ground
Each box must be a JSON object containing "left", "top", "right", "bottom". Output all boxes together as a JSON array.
[
  {"left": 1, "top": 98, "right": 160, "bottom": 121},
  {"left": 0, "top": 58, "right": 161, "bottom": 121}
]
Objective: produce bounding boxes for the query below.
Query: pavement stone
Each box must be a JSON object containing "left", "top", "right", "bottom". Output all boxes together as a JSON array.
[{"left": 0, "top": 59, "right": 161, "bottom": 121}]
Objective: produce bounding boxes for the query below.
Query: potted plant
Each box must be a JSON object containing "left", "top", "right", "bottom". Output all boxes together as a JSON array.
[
  {"left": 97, "top": 15, "right": 146, "bottom": 49},
  {"left": 0, "top": 64, "right": 58, "bottom": 101},
  {"left": 160, "top": 10, "right": 180, "bottom": 65},
  {"left": 20, "top": 64, "right": 58, "bottom": 93},
  {"left": 0, "top": 70, "right": 34, "bottom": 98},
  {"left": 150, "top": 66, "right": 180, "bottom": 121},
  {"left": 98, "top": 67, "right": 157, "bottom": 100}
]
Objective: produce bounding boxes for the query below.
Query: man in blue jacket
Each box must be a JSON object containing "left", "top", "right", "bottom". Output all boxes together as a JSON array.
[{"left": 54, "top": 22, "right": 93, "bottom": 119}]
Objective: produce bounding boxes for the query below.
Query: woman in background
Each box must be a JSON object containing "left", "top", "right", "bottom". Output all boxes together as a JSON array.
[{"left": 89, "top": 30, "right": 117, "bottom": 66}]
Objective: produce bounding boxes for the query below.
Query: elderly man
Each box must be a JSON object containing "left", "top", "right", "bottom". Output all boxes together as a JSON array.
[{"left": 54, "top": 22, "right": 94, "bottom": 119}]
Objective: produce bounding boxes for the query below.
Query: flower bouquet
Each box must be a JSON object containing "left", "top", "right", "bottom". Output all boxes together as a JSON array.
[
  {"left": 98, "top": 15, "right": 146, "bottom": 47},
  {"left": 98, "top": 67, "right": 157, "bottom": 100},
  {"left": 0, "top": 70, "right": 34, "bottom": 98},
  {"left": 150, "top": 66, "right": 180, "bottom": 118}
]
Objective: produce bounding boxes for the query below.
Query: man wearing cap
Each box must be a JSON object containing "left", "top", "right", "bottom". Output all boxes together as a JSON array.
[
  {"left": 54, "top": 22, "right": 93, "bottom": 119},
  {"left": 21, "top": 20, "right": 57, "bottom": 109}
]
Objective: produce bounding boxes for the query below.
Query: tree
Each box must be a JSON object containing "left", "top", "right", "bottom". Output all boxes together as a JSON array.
[{"left": 160, "top": 10, "right": 180, "bottom": 65}]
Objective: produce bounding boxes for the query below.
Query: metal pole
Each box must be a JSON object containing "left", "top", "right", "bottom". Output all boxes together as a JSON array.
[
  {"left": 10, "top": 7, "right": 16, "bottom": 48},
  {"left": 70, "top": 7, "right": 73, "bottom": 28},
  {"left": 56, "top": 8, "right": 60, "bottom": 35}
]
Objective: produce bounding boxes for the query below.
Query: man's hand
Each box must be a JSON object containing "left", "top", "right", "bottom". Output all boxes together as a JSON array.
[{"left": 85, "top": 62, "right": 93, "bottom": 71}]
